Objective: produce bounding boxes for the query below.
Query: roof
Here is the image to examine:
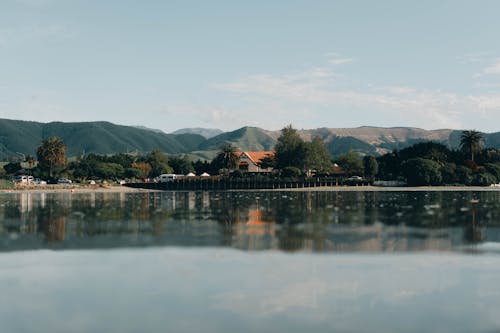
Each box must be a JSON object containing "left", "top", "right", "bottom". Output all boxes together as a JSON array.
[{"left": 236, "top": 151, "right": 275, "bottom": 164}]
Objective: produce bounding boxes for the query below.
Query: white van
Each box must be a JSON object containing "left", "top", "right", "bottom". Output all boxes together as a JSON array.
[
  {"left": 13, "top": 175, "right": 34, "bottom": 183},
  {"left": 13, "top": 175, "right": 28, "bottom": 183},
  {"left": 157, "top": 174, "right": 177, "bottom": 182}
]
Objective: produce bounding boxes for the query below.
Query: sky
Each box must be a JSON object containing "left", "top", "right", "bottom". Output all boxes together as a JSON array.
[{"left": 1, "top": 0, "right": 500, "bottom": 133}]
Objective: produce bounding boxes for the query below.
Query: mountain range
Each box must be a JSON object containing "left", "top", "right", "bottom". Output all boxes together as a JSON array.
[{"left": 0, "top": 118, "right": 498, "bottom": 161}]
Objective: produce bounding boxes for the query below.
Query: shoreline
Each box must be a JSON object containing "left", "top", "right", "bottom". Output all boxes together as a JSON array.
[
  {"left": 0, "top": 185, "right": 158, "bottom": 194},
  {"left": 0, "top": 184, "right": 500, "bottom": 194}
]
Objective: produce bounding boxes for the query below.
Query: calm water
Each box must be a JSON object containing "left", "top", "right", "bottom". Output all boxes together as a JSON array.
[{"left": 1, "top": 190, "right": 500, "bottom": 332}]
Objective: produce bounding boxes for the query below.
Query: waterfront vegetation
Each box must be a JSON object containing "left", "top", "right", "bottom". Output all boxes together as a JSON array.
[{"left": 1, "top": 126, "right": 499, "bottom": 187}]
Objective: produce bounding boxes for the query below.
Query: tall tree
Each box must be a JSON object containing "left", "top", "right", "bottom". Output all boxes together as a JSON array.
[
  {"left": 274, "top": 125, "right": 306, "bottom": 170},
  {"left": 146, "top": 149, "right": 173, "bottom": 176},
  {"left": 212, "top": 144, "right": 240, "bottom": 174},
  {"left": 36, "top": 137, "right": 66, "bottom": 177},
  {"left": 304, "top": 137, "right": 333, "bottom": 173},
  {"left": 170, "top": 155, "right": 195, "bottom": 175},
  {"left": 337, "top": 152, "right": 363, "bottom": 176},
  {"left": 460, "top": 130, "right": 484, "bottom": 162},
  {"left": 363, "top": 155, "right": 379, "bottom": 181}
]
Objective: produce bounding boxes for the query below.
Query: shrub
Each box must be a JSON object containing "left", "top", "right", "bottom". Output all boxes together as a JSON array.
[
  {"left": 401, "top": 158, "right": 442, "bottom": 186},
  {"left": 281, "top": 166, "right": 303, "bottom": 178}
]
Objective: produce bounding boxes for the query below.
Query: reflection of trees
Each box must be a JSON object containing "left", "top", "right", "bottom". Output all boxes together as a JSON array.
[
  {"left": 2, "top": 190, "right": 500, "bottom": 251},
  {"left": 463, "top": 202, "right": 485, "bottom": 244},
  {"left": 37, "top": 202, "right": 69, "bottom": 243}
]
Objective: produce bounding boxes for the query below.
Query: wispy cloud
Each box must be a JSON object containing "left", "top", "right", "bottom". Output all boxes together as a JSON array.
[
  {"left": 483, "top": 58, "right": 500, "bottom": 75},
  {"left": 212, "top": 56, "right": 500, "bottom": 130},
  {"left": 457, "top": 52, "right": 488, "bottom": 64},
  {"left": 326, "top": 52, "right": 353, "bottom": 66}
]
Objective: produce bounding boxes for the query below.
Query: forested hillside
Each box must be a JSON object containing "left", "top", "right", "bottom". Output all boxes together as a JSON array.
[{"left": 1, "top": 118, "right": 499, "bottom": 161}]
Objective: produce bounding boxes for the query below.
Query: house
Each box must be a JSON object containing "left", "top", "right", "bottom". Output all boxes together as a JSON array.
[{"left": 235, "top": 151, "right": 275, "bottom": 173}]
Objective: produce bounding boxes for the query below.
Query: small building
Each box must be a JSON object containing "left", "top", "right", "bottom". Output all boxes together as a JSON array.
[{"left": 235, "top": 151, "right": 275, "bottom": 173}]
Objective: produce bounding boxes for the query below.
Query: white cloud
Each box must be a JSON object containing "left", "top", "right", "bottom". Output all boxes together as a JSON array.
[
  {"left": 212, "top": 58, "right": 500, "bottom": 131},
  {"left": 457, "top": 53, "right": 487, "bottom": 64},
  {"left": 483, "top": 59, "right": 500, "bottom": 74},
  {"left": 328, "top": 57, "right": 353, "bottom": 66},
  {"left": 326, "top": 52, "right": 353, "bottom": 66}
]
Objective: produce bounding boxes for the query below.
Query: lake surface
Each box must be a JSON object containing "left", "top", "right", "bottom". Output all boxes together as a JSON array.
[{"left": 1, "top": 190, "right": 500, "bottom": 332}]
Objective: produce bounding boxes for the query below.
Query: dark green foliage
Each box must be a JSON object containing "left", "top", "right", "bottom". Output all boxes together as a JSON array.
[
  {"left": 455, "top": 166, "right": 473, "bottom": 185},
  {"left": 125, "top": 167, "right": 143, "bottom": 179},
  {"left": 281, "top": 166, "right": 303, "bottom": 178},
  {"left": 376, "top": 152, "right": 401, "bottom": 180},
  {"left": 440, "top": 163, "right": 457, "bottom": 185},
  {"left": 193, "top": 160, "right": 211, "bottom": 175},
  {"left": 257, "top": 154, "right": 276, "bottom": 169},
  {"left": 230, "top": 170, "right": 244, "bottom": 178},
  {"left": 36, "top": 137, "right": 66, "bottom": 177},
  {"left": 401, "top": 158, "right": 442, "bottom": 186},
  {"left": 145, "top": 150, "right": 173, "bottom": 177},
  {"left": 211, "top": 144, "right": 240, "bottom": 175},
  {"left": 398, "top": 142, "right": 451, "bottom": 163},
  {"left": 170, "top": 156, "right": 195, "bottom": 175},
  {"left": 484, "top": 163, "right": 500, "bottom": 181},
  {"left": 3, "top": 162, "right": 22, "bottom": 175},
  {"left": 337, "top": 152, "right": 363, "bottom": 176},
  {"left": 274, "top": 125, "right": 306, "bottom": 170},
  {"left": 327, "top": 136, "right": 376, "bottom": 157},
  {"left": 94, "top": 163, "right": 125, "bottom": 179},
  {"left": 460, "top": 130, "right": 484, "bottom": 162},
  {"left": 363, "top": 155, "right": 378, "bottom": 181},
  {"left": 304, "top": 137, "right": 333, "bottom": 172},
  {"left": 472, "top": 170, "right": 496, "bottom": 186}
]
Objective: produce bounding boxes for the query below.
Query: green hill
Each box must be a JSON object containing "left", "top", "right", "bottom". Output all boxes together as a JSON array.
[
  {"left": 0, "top": 119, "right": 205, "bottom": 160},
  {"left": 327, "top": 136, "right": 377, "bottom": 157},
  {"left": 197, "top": 126, "right": 276, "bottom": 151},
  {"left": 1, "top": 118, "right": 499, "bottom": 161}
]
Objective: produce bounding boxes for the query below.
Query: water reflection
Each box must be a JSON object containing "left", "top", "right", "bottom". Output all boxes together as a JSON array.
[{"left": 1, "top": 190, "right": 500, "bottom": 252}]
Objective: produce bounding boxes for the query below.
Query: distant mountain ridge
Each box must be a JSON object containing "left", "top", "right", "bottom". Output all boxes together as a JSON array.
[
  {"left": 171, "top": 128, "right": 223, "bottom": 139},
  {"left": 0, "top": 118, "right": 498, "bottom": 161}
]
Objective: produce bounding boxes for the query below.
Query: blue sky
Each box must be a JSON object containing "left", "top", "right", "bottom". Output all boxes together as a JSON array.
[{"left": 1, "top": 0, "right": 500, "bottom": 133}]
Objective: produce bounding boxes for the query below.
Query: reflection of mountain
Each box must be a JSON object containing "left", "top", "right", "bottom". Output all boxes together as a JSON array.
[{"left": 0, "top": 191, "right": 499, "bottom": 252}]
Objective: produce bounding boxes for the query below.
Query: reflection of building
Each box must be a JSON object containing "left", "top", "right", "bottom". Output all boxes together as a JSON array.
[
  {"left": 236, "top": 207, "right": 275, "bottom": 236},
  {"left": 235, "top": 151, "right": 274, "bottom": 173}
]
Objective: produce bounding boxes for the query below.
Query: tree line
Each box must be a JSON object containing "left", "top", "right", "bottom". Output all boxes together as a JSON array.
[{"left": 2, "top": 127, "right": 498, "bottom": 186}]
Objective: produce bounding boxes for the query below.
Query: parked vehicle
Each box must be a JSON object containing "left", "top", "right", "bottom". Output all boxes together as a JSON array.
[
  {"left": 157, "top": 174, "right": 177, "bottom": 182},
  {"left": 13, "top": 175, "right": 34, "bottom": 183},
  {"left": 57, "top": 178, "right": 72, "bottom": 184},
  {"left": 34, "top": 178, "right": 47, "bottom": 185},
  {"left": 13, "top": 175, "right": 28, "bottom": 183}
]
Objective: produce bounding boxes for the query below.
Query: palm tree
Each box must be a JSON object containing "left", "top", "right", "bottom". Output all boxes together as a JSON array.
[
  {"left": 36, "top": 137, "right": 66, "bottom": 177},
  {"left": 216, "top": 144, "right": 240, "bottom": 172},
  {"left": 460, "top": 130, "right": 484, "bottom": 162}
]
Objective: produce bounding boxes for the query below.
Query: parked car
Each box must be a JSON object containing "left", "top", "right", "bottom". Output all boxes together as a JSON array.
[
  {"left": 57, "top": 178, "right": 72, "bottom": 184},
  {"left": 34, "top": 178, "right": 47, "bottom": 185},
  {"left": 13, "top": 175, "right": 32, "bottom": 183}
]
